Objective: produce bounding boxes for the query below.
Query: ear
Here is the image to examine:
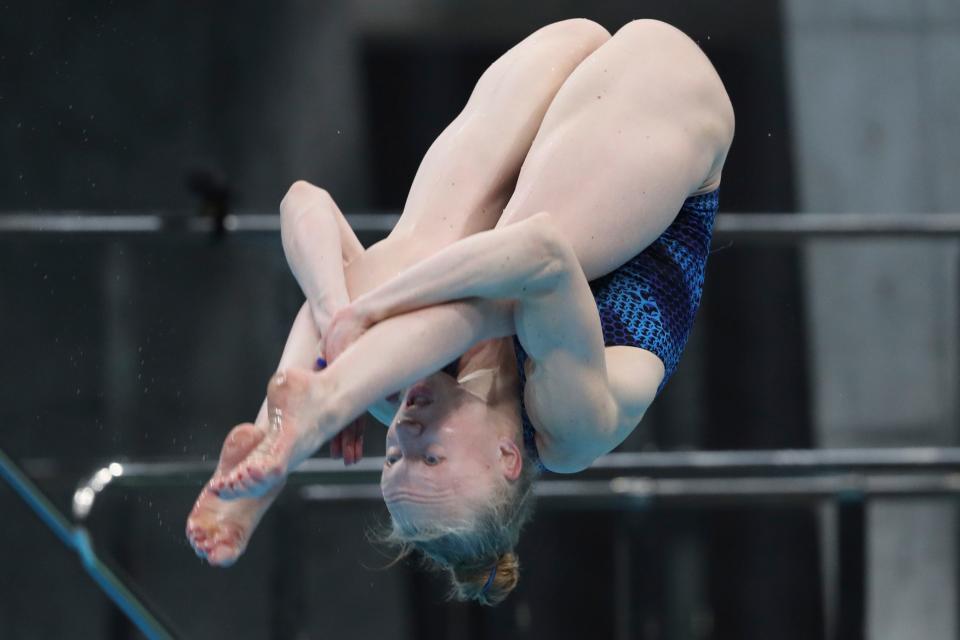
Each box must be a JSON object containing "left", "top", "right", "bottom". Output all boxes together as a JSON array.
[{"left": 497, "top": 437, "right": 523, "bottom": 481}]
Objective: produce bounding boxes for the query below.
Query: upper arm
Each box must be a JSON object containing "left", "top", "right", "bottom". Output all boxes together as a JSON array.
[
  {"left": 531, "top": 347, "right": 663, "bottom": 473},
  {"left": 512, "top": 219, "right": 663, "bottom": 472}
]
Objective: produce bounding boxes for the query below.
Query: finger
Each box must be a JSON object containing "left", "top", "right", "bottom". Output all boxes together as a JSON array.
[
  {"left": 354, "top": 419, "right": 365, "bottom": 462},
  {"left": 343, "top": 422, "right": 357, "bottom": 464},
  {"left": 326, "top": 337, "right": 343, "bottom": 364},
  {"left": 330, "top": 433, "right": 342, "bottom": 459},
  {"left": 314, "top": 344, "right": 327, "bottom": 371},
  {"left": 346, "top": 425, "right": 358, "bottom": 465},
  {"left": 349, "top": 420, "right": 364, "bottom": 464},
  {"left": 341, "top": 425, "right": 356, "bottom": 466}
]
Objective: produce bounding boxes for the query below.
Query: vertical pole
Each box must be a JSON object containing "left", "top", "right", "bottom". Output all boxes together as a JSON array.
[
  {"left": 614, "top": 513, "right": 633, "bottom": 640},
  {"left": 272, "top": 498, "right": 304, "bottom": 637},
  {"left": 833, "top": 499, "right": 866, "bottom": 640}
]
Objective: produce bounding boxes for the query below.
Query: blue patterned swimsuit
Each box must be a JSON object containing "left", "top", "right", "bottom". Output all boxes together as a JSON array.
[{"left": 514, "top": 189, "right": 720, "bottom": 468}]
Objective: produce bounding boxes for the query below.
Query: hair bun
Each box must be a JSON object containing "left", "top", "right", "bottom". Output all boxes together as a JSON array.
[{"left": 453, "top": 552, "right": 520, "bottom": 606}]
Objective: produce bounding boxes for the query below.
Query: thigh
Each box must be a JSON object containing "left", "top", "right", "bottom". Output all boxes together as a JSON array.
[
  {"left": 496, "top": 20, "right": 734, "bottom": 281},
  {"left": 389, "top": 19, "right": 610, "bottom": 244}
]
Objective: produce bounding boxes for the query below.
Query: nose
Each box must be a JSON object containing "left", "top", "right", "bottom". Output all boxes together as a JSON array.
[
  {"left": 394, "top": 420, "right": 425, "bottom": 458},
  {"left": 396, "top": 420, "right": 424, "bottom": 442}
]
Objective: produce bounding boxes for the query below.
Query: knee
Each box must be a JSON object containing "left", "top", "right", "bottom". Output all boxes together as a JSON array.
[
  {"left": 282, "top": 180, "right": 329, "bottom": 208},
  {"left": 281, "top": 180, "right": 331, "bottom": 217},
  {"left": 537, "top": 18, "right": 611, "bottom": 50},
  {"left": 611, "top": 19, "right": 734, "bottom": 150},
  {"left": 611, "top": 19, "right": 693, "bottom": 51},
  {"left": 280, "top": 180, "right": 334, "bottom": 232}
]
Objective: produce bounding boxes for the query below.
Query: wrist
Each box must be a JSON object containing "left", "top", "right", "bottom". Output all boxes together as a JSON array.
[
  {"left": 308, "top": 300, "right": 330, "bottom": 329},
  {"left": 310, "top": 296, "right": 348, "bottom": 333},
  {"left": 348, "top": 297, "right": 378, "bottom": 328}
]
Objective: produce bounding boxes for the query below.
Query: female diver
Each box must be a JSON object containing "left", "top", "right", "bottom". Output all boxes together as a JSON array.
[{"left": 186, "top": 18, "right": 733, "bottom": 605}]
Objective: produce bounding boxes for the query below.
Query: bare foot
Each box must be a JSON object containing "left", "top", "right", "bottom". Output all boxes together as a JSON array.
[
  {"left": 209, "top": 368, "right": 332, "bottom": 500},
  {"left": 186, "top": 423, "right": 284, "bottom": 566}
]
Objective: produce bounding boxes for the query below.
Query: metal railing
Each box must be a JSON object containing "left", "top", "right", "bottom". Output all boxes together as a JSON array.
[
  {"left": 0, "top": 449, "right": 176, "bottom": 640},
  {"left": 66, "top": 447, "right": 960, "bottom": 640},
  {"left": 71, "top": 447, "right": 960, "bottom": 519},
  {"left": 2, "top": 211, "right": 960, "bottom": 240}
]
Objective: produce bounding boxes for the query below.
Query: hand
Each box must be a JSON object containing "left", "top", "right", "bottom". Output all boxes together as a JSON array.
[
  {"left": 329, "top": 416, "right": 365, "bottom": 465},
  {"left": 325, "top": 304, "right": 372, "bottom": 363}
]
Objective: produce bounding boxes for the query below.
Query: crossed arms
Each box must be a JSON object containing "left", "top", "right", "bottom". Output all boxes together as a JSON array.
[{"left": 323, "top": 212, "right": 662, "bottom": 472}]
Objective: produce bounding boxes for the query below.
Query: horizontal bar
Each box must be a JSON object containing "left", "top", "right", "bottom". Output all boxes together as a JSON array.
[
  {"left": 3, "top": 212, "right": 960, "bottom": 239},
  {"left": 222, "top": 212, "right": 400, "bottom": 234},
  {"left": 0, "top": 213, "right": 166, "bottom": 233},
  {"left": 299, "top": 472, "right": 960, "bottom": 507},
  {"left": 72, "top": 447, "right": 960, "bottom": 520},
  {"left": 714, "top": 212, "right": 960, "bottom": 241},
  {"left": 579, "top": 447, "right": 960, "bottom": 476}
]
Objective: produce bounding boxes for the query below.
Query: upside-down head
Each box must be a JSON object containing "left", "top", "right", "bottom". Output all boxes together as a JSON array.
[{"left": 379, "top": 362, "right": 538, "bottom": 605}]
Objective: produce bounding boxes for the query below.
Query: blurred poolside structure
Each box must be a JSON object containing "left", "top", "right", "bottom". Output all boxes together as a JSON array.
[
  {"left": 784, "top": 0, "right": 960, "bottom": 637},
  {"left": 1, "top": 1, "right": 959, "bottom": 639}
]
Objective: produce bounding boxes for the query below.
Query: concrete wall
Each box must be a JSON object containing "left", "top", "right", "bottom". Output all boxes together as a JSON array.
[{"left": 782, "top": 1, "right": 960, "bottom": 637}]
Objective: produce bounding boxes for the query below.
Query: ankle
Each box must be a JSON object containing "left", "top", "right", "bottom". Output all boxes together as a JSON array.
[{"left": 310, "top": 369, "right": 353, "bottom": 439}]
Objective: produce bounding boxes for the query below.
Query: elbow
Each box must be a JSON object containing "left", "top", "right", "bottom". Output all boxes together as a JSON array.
[
  {"left": 524, "top": 212, "right": 579, "bottom": 292},
  {"left": 540, "top": 398, "right": 623, "bottom": 474}
]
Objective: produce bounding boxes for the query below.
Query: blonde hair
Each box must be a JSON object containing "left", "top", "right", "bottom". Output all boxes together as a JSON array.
[{"left": 382, "top": 449, "right": 538, "bottom": 606}]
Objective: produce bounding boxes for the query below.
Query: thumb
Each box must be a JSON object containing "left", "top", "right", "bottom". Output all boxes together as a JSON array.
[{"left": 314, "top": 339, "right": 328, "bottom": 371}]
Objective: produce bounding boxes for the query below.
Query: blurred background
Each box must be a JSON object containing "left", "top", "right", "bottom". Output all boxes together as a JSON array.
[{"left": 1, "top": 0, "right": 958, "bottom": 638}]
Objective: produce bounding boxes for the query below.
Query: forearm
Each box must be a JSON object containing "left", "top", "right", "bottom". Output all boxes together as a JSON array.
[
  {"left": 326, "top": 298, "right": 513, "bottom": 421},
  {"left": 353, "top": 213, "right": 567, "bottom": 325},
  {"left": 280, "top": 182, "right": 354, "bottom": 333}
]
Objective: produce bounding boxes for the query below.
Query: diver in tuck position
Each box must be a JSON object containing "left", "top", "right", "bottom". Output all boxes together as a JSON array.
[{"left": 187, "top": 18, "right": 733, "bottom": 605}]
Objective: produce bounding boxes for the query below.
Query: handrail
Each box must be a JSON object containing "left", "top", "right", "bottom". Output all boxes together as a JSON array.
[
  {"left": 298, "top": 473, "right": 960, "bottom": 506},
  {"left": 2, "top": 211, "right": 960, "bottom": 239},
  {"left": 72, "top": 447, "right": 960, "bottom": 519},
  {"left": 0, "top": 448, "right": 176, "bottom": 640}
]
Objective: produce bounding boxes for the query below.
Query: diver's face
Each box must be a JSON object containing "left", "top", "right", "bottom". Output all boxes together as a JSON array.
[{"left": 380, "top": 371, "right": 516, "bottom": 528}]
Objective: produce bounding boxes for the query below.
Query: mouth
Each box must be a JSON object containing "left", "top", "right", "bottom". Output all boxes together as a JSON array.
[{"left": 405, "top": 381, "right": 433, "bottom": 408}]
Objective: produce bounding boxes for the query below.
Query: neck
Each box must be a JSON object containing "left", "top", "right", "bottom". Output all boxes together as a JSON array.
[{"left": 456, "top": 339, "right": 521, "bottom": 437}]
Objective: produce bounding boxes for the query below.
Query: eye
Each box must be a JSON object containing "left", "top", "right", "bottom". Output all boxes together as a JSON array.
[
  {"left": 385, "top": 453, "right": 401, "bottom": 467},
  {"left": 424, "top": 454, "right": 441, "bottom": 466}
]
